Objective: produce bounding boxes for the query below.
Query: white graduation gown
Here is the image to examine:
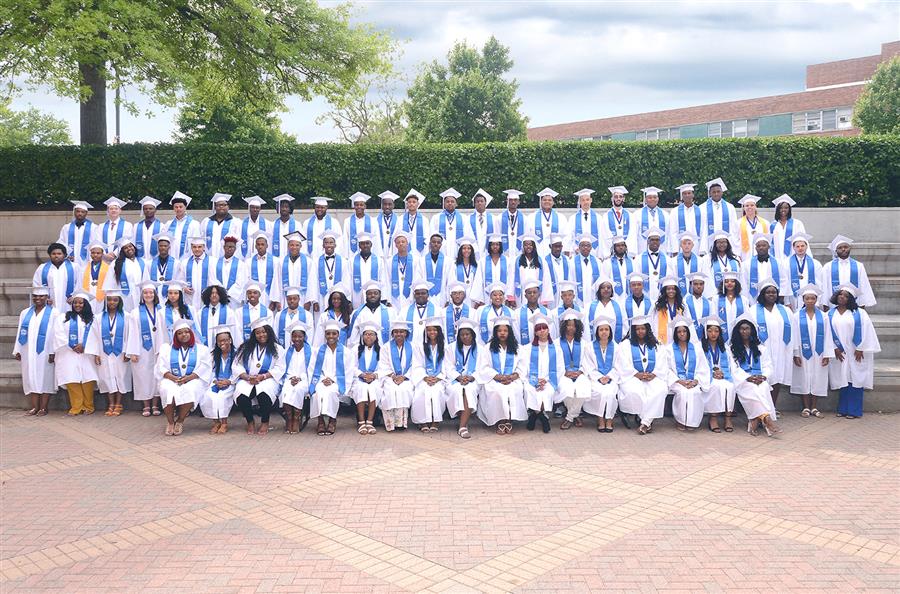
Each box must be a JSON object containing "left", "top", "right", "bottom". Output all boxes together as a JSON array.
[
  {"left": 666, "top": 204, "right": 703, "bottom": 255},
  {"left": 632, "top": 207, "right": 668, "bottom": 254},
  {"left": 165, "top": 216, "right": 201, "bottom": 260},
  {"left": 200, "top": 350, "right": 238, "bottom": 419},
  {"left": 557, "top": 339, "right": 595, "bottom": 403},
  {"left": 584, "top": 340, "right": 619, "bottom": 418},
  {"left": 667, "top": 342, "right": 711, "bottom": 428},
  {"left": 385, "top": 252, "right": 420, "bottom": 310},
  {"left": 57, "top": 220, "right": 97, "bottom": 267},
  {"left": 613, "top": 341, "right": 671, "bottom": 426},
  {"left": 475, "top": 345, "right": 526, "bottom": 425},
  {"left": 447, "top": 261, "right": 484, "bottom": 309},
  {"left": 785, "top": 256, "right": 824, "bottom": 309},
  {"left": 600, "top": 208, "right": 637, "bottom": 256},
  {"left": 308, "top": 253, "right": 349, "bottom": 312},
  {"left": 213, "top": 256, "right": 247, "bottom": 304},
  {"left": 409, "top": 343, "right": 450, "bottom": 424},
  {"left": 104, "top": 257, "right": 146, "bottom": 312},
  {"left": 233, "top": 302, "right": 267, "bottom": 348},
  {"left": 446, "top": 343, "right": 481, "bottom": 417},
  {"left": 13, "top": 306, "right": 58, "bottom": 395},
  {"left": 302, "top": 215, "right": 342, "bottom": 260},
  {"left": 274, "top": 253, "right": 314, "bottom": 307},
  {"left": 308, "top": 344, "right": 357, "bottom": 418},
  {"left": 97, "top": 218, "right": 134, "bottom": 255},
  {"left": 233, "top": 344, "right": 287, "bottom": 401},
  {"left": 828, "top": 308, "right": 880, "bottom": 391},
  {"left": 699, "top": 199, "right": 739, "bottom": 256},
  {"left": 771, "top": 218, "right": 810, "bottom": 263},
  {"left": 702, "top": 345, "right": 736, "bottom": 415},
  {"left": 198, "top": 216, "right": 238, "bottom": 259},
  {"left": 376, "top": 342, "right": 415, "bottom": 411},
  {"left": 742, "top": 256, "right": 788, "bottom": 300},
  {"left": 480, "top": 255, "right": 514, "bottom": 305},
  {"left": 196, "top": 304, "right": 237, "bottom": 350},
  {"left": 246, "top": 253, "right": 280, "bottom": 306},
  {"left": 52, "top": 316, "right": 101, "bottom": 386},
  {"left": 279, "top": 345, "right": 313, "bottom": 409},
  {"left": 518, "top": 342, "right": 565, "bottom": 412},
  {"left": 91, "top": 312, "right": 132, "bottom": 394},
  {"left": 790, "top": 309, "right": 835, "bottom": 397},
  {"left": 348, "top": 253, "right": 384, "bottom": 308},
  {"left": 177, "top": 255, "right": 216, "bottom": 311},
  {"left": 756, "top": 304, "right": 794, "bottom": 386},
  {"left": 350, "top": 345, "right": 381, "bottom": 405},
  {"left": 125, "top": 305, "right": 167, "bottom": 401},
  {"left": 730, "top": 345, "right": 776, "bottom": 420},
  {"left": 155, "top": 343, "right": 213, "bottom": 407},
  {"left": 33, "top": 261, "right": 78, "bottom": 312},
  {"left": 821, "top": 258, "right": 876, "bottom": 308},
  {"left": 342, "top": 214, "right": 378, "bottom": 259}
]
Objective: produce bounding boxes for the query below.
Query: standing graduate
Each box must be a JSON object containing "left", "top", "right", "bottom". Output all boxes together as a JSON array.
[
  {"left": 374, "top": 191, "right": 400, "bottom": 258},
  {"left": 518, "top": 313, "right": 564, "bottom": 434},
  {"left": 80, "top": 239, "right": 112, "bottom": 313},
  {"left": 667, "top": 317, "right": 710, "bottom": 431},
  {"left": 13, "top": 286, "right": 58, "bottom": 416},
  {"left": 275, "top": 231, "right": 313, "bottom": 312},
  {"left": 350, "top": 322, "right": 381, "bottom": 435},
  {"left": 280, "top": 321, "right": 313, "bottom": 434},
  {"left": 613, "top": 315, "right": 670, "bottom": 435},
  {"left": 447, "top": 319, "right": 481, "bottom": 439},
  {"left": 431, "top": 188, "right": 466, "bottom": 258},
  {"left": 302, "top": 197, "right": 342, "bottom": 260},
  {"left": 583, "top": 316, "right": 619, "bottom": 433},
  {"left": 785, "top": 232, "right": 823, "bottom": 309},
  {"left": 348, "top": 231, "right": 383, "bottom": 307},
  {"left": 200, "top": 193, "right": 237, "bottom": 259},
  {"left": 652, "top": 276, "right": 684, "bottom": 345},
  {"left": 155, "top": 320, "right": 212, "bottom": 436},
  {"left": 342, "top": 192, "right": 375, "bottom": 260},
  {"left": 166, "top": 191, "right": 201, "bottom": 261},
  {"left": 147, "top": 232, "right": 177, "bottom": 301},
  {"left": 270, "top": 194, "right": 300, "bottom": 260},
  {"left": 700, "top": 317, "right": 736, "bottom": 433},
  {"left": 199, "top": 325, "right": 238, "bottom": 434},
  {"left": 232, "top": 318, "right": 285, "bottom": 436},
  {"left": 700, "top": 178, "right": 738, "bottom": 255},
  {"left": 33, "top": 243, "right": 78, "bottom": 312},
  {"left": 735, "top": 195, "right": 769, "bottom": 262},
  {"left": 196, "top": 282, "right": 236, "bottom": 349},
  {"left": 790, "top": 284, "right": 834, "bottom": 418},
  {"left": 467, "top": 188, "right": 497, "bottom": 251},
  {"left": 531, "top": 188, "right": 565, "bottom": 258},
  {"left": 97, "top": 196, "right": 133, "bottom": 261},
  {"left": 376, "top": 320, "right": 415, "bottom": 432},
  {"left": 742, "top": 233, "right": 786, "bottom": 301},
  {"left": 481, "top": 234, "right": 514, "bottom": 306},
  {"left": 567, "top": 188, "right": 601, "bottom": 254},
  {"left": 828, "top": 285, "right": 881, "bottom": 419},
  {"left": 588, "top": 280, "right": 627, "bottom": 343},
  {"left": 771, "top": 194, "right": 810, "bottom": 264},
  {"left": 601, "top": 186, "right": 637, "bottom": 256},
  {"left": 410, "top": 317, "right": 450, "bottom": 432},
  {"left": 716, "top": 271, "right": 749, "bottom": 342},
  {"left": 573, "top": 234, "right": 603, "bottom": 308},
  {"left": 93, "top": 290, "right": 131, "bottom": 417},
  {"left": 134, "top": 196, "right": 163, "bottom": 262},
  {"left": 125, "top": 280, "right": 166, "bottom": 417},
  {"left": 632, "top": 228, "right": 668, "bottom": 303},
  {"left": 53, "top": 291, "right": 100, "bottom": 416},
  {"left": 178, "top": 235, "right": 214, "bottom": 312},
  {"left": 245, "top": 231, "right": 280, "bottom": 307},
  {"left": 499, "top": 189, "right": 526, "bottom": 255},
  {"left": 708, "top": 231, "right": 742, "bottom": 292},
  {"left": 822, "top": 235, "right": 876, "bottom": 308},
  {"left": 419, "top": 232, "right": 449, "bottom": 305},
  {"left": 57, "top": 200, "right": 96, "bottom": 267},
  {"left": 385, "top": 231, "right": 419, "bottom": 310},
  {"left": 668, "top": 184, "right": 703, "bottom": 256},
  {"left": 161, "top": 280, "right": 196, "bottom": 341},
  {"left": 449, "top": 237, "right": 484, "bottom": 307},
  {"left": 107, "top": 238, "right": 146, "bottom": 312},
  {"left": 238, "top": 196, "right": 270, "bottom": 259},
  {"left": 634, "top": 187, "right": 668, "bottom": 254},
  {"left": 475, "top": 316, "right": 526, "bottom": 434},
  {"left": 401, "top": 189, "right": 429, "bottom": 255}
]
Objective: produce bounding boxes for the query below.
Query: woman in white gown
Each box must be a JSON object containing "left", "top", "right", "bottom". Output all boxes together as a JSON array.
[
  {"left": 232, "top": 318, "right": 286, "bottom": 435},
  {"left": 125, "top": 280, "right": 166, "bottom": 417},
  {"left": 613, "top": 314, "right": 670, "bottom": 435},
  {"left": 376, "top": 320, "right": 416, "bottom": 431},
  {"left": 350, "top": 322, "right": 381, "bottom": 435},
  {"left": 518, "top": 313, "right": 564, "bottom": 433},
  {"left": 666, "top": 316, "right": 710, "bottom": 431},
  {"left": 557, "top": 310, "right": 596, "bottom": 430},
  {"left": 308, "top": 319, "right": 357, "bottom": 435},
  {"left": 53, "top": 291, "right": 101, "bottom": 416},
  {"left": 106, "top": 238, "right": 145, "bottom": 312},
  {"left": 475, "top": 316, "right": 526, "bottom": 434},
  {"left": 199, "top": 324, "right": 237, "bottom": 434},
  {"left": 410, "top": 317, "right": 450, "bottom": 431},
  {"left": 700, "top": 316, "right": 736, "bottom": 433},
  {"left": 728, "top": 315, "right": 781, "bottom": 437},
  {"left": 584, "top": 316, "right": 619, "bottom": 433},
  {"left": 789, "top": 284, "right": 834, "bottom": 418},
  {"left": 280, "top": 321, "right": 313, "bottom": 434},
  {"left": 828, "top": 285, "right": 881, "bottom": 419},
  {"left": 753, "top": 278, "right": 794, "bottom": 410},
  {"left": 446, "top": 319, "right": 481, "bottom": 439},
  {"left": 92, "top": 290, "right": 132, "bottom": 417},
  {"left": 155, "top": 319, "right": 212, "bottom": 436}
]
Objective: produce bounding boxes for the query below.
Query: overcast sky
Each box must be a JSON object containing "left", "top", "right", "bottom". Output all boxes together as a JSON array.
[{"left": 10, "top": 0, "right": 899, "bottom": 143}]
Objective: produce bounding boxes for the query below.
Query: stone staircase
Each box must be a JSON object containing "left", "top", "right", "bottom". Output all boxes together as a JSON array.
[{"left": 1, "top": 238, "right": 898, "bottom": 412}]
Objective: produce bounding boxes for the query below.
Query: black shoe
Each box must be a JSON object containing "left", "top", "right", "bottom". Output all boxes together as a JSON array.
[
  {"left": 526, "top": 411, "right": 537, "bottom": 431},
  {"left": 553, "top": 404, "right": 565, "bottom": 418},
  {"left": 619, "top": 414, "right": 632, "bottom": 429},
  {"left": 540, "top": 414, "right": 551, "bottom": 433}
]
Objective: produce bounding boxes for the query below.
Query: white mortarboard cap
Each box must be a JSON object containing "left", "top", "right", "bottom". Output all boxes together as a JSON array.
[
  {"left": 676, "top": 183, "right": 696, "bottom": 195},
  {"left": 439, "top": 188, "right": 462, "bottom": 200},
  {"left": 756, "top": 277, "right": 779, "bottom": 292},
  {"left": 87, "top": 239, "right": 107, "bottom": 251},
  {"left": 71, "top": 290, "right": 93, "bottom": 303},
  {"left": 486, "top": 282, "right": 507, "bottom": 295},
  {"left": 312, "top": 196, "right": 332, "bottom": 207},
  {"left": 392, "top": 230, "right": 413, "bottom": 243},
  {"left": 244, "top": 282, "right": 263, "bottom": 294},
  {"left": 789, "top": 232, "right": 813, "bottom": 245},
  {"left": 609, "top": 234, "right": 627, "bottom": 245},
  {"left": 629, "top": 314, "right": 651, "bottom": 326},
  {"left": 273, "top": 193, "right": 294, "bottom": 203},
  {"left": 103, "top": 196, "right": 128, "bottom": 208},
  {"left": 677, "top": 231, "right": 699, "bottom": 245},
  {"left": 188, "top": 235, "right": 206, "bottom": 246},
  {"left": 686, "top": 272, "right": 708, "bottom": 284},
  {"left": 327, "top": 284, "right": 349, "bottom": 298},
  {"left": 211, "top": 324, "right": 233, "bottom": 338},
  {"left": 250, "top": 230, "right": 269, "bottom": 243},
  {"left": 721, "top": 270, "right": 741, "bottom": 281},
  {"left": 576, "top": 233, "right": 596, "bottom": 245},
  {"left": 139, "top": 196, "right": 161, "bottom": 207},
  {"left": 705, "top": 178, "right": 727, "bottom": 192},
  {"left": 732, "top": 312, "right": 758, "bottom": 330},
  {"left": 378, "top": 190, "right": 399, "bottom": 202},
  {"left": 249, "top": 317, "right": 272, "bottom": 331},
  {"left": 356, "top": 231, "right": 374, "bottom": 243},
  {"left": 284, "top": 231, "right": 305, "bottom": 243},
  {"left": 405, "top": 188, "right": 425, "bottom": 202},
  {"left": 672, "top": 315, "right": 692, "bottom": 329},
  {"left": 320, "top": 229, "right": 340, "bottom": 241},
  {"left": 30, "top": 285, "right": 50, "bottom": 296},
  {"left": 772, "top": 194, "right": 796, "bottom": 207},
  {"left": 70, "top": 200, "right": 93, "bottom": 211},
  {"left": 738, "top": 194, "right": 761, "bottom": 206},
  {"left": 358, "top": 321, "right": 380, "bottom": 336},
  {"left": 324, "top": 319, "right": 342, "bottom": 333},
  {"left": 349, "top": 191, "right": 371, "bottom": 204},
  {"left": 284, "top": 286, "right": 302, "bottom": 297},
  {"left": 487, "top": 233, "right": 504, "bottom": 244},
  {"left": 447, "top": 280, "right": 467, "bottom": 294},
  {"left": 390, "top": 319, "right": 412, "bottom": 333},
  {"left": 641, "top": 187, "right": 663, "bottom": 196},
  {"left": 522, "top": 279, "right": 542, "bottom": 291},
  {"left": 423, "top": 315, "right": 444, "bottom": 328},
  {"left": 503, "top": 189, "right": 524, "bottom": 200},
  {"left": 627, "top": 272, "right": 649, "bottom": 284},
  {"left": 211, "top": 193, "right": 231, "bottom": 204},
  {"left": 799, "top": 283, "right": 821, "bottom": 298},
  {"left": 644, "top": 227, "right": 664, "bottom": 239},
  {"left": 660, "top": 274, "right": 679, "bottom": 288},
  {"left": 574, "top": 188, "right": 595, "bottom": 197},
  {"left": 529, "top": 312, "right": 552, "bottom": 327},
  {"left": 244, "top": 195, "right": 265, "bottom": 208},
  {"left": 473, "top": 188, "right": 493, "bottom": 206},
  {"left": 172, "top": 319, "right": 193, "bottom": 333},
  {"left": 491, "top": 316, "right": 513, "bottom": 329},
  {"left": 711, "top": 231, "right": 732, "bottom": 244},
  {"left": 607, "top": 186, "right": 628, "bottom": 196},
  {"left": 457, "top": 236, "right": 477, "bottom": 248},
  {"left": 701, "top": 316, "right": 724, "bottom": 328},
  {"left": 536, "top": 187, "right": 558, "bottom": 198},
  {"left": 164, "top": 279, "right": 187, "bottom": 290},
  {"left": 592, "top": 315, "right": 615, "bottom": 328},
  {"left": 549, "top": 233, "right": 566, "bottom": 245},
  {"left": 519, "top": 232, "right": 539, "bottom": 244},
  {"left": 752, "top": 233, "right": 772, "bottom": 246},
  {"left": 361, "top": 279, "right": 383, "bottom": 293},
  {"left": 836, "top": 283, "right": 859, "bottom": 298},
  {"left": 592, "top": 278, "right": 613, "bottom": 292},
  {"left": 457, "top": 318, "right": 477, "bottom": 332},
  {"left": 135, "top": 280, "right": 158, "bottom": 292},
  {"left": 829, "top": 234, "right": 853, "bottom": 253},
  {"left": 287, "top": 321, "right": 310, "bottom": 336},
  {"left": 170, "top": 191, "right": 192, "bottom": 205},
  {"left": 411, "top": 280, "right": 434, "bottom": 292},
  {"left": 558, "top": 280, "right": 578, "bottom": 293}
]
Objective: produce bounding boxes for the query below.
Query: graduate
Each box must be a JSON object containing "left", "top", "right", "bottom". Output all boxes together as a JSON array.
[
  {"left": 350, "top": 322, "right": 381, "bottom": 435},
  {"left": 347, "top": 280, "right": 392, "bottom": 347},
  {"left": 214, "top": 235, "right": 246, "bottom": 303},
  {"left": 275, "top": 287, "right": 312, "bottom": 346},
  {"left": 410, "top": 317, "right": 450, "bottom": 432},
  {"left": 513, "top": 234, "right": 549, "bottom": 304},
  {"left": 155, "top": 319, "right": 212, "bottom": 436},
  {"left": 475, "top": 316, "right": 526, "bottom": 435},
  {"left": 828, "top": 285, "right": 881, "bottom": 419},
  {"left": 233, "top": 282, "right": 268, "bottom": 345},
  {"left": 700, "top": 317, "right": 736, "bottom": 433},
  {"left": 555, "top": 280, "right": 583, "bottom": 322},
  {"left": 632, "top": 228, "right": 668, "bottom": 303},
  {"left": 197, "top": 282, "right": 235, "bottom": 348},
  {"left": 374, "top": 191, "right": 400, "bottom": 258},
  {"left": 602, "top": 186, "right": 637, "bottom": 256},
  {"left": 270, "top": 194, "right": 300, "bottom": 260},
  {"left": 302, "top": 197, "right": 342, "bottom": 260},
  {"left": 450, "top": 236, "right": 484, "bottom": 306},
  {"left": 148, "top": 232, "right": 177, "bottom": 300},
  {"left": 108, "top": 238, "right": 146, "bottom": 311},
  {"left": 499, "top": 189, "right": 526, "bottom": 255},
  {"left": 13, "top": 286, "right": 58, "bottom": 417},
  {"left": 312, "top": 284, "right": 352, "bottom": 350},
  {"left": 238, "top": 196, "right": 270, "bottom": 259},
  {"left": 376, "top": 320, "right": 415, "bottom": 432},
  {"left": 431, "top": 188, "right": 466, "bottom": 258},
  {"left": 93, "top": 290, "right": 131, "bottom": 417},
  {"left": 33, "top": 243, "right": 78, "bottom": 311},
  {"left": 573, "top": 234, "right": 603, "bottom": 307},
  {"left": 134, "top": 196, "right": 163, "bottom": 261},
  {"left": 342, "top": 192, "right": 375, "bottom": 259},
  {"left": 790, "top": 284, "right": 834, "bottom": 418},
  {"left": 543, "top": 234, "right": 574, "bottom": 307},
  {"left": 97, "top": 196, "right": 133, "bottom": 261},
  {"left": 601, "top": 235, "right": 633, "bottom": 299},
  {"left": 614, "top": 315, "right": 670, "bottom": 435},
  {"left": 742, "top": 233, "right": 786, "bottom": 300},
  {"left": 481, "top": 234, "right": 513, "bottom": 306},
  {"left": 57, "top": 200, "right": 95, "bottom": 267},
  {"left": 309, "top": 319, "right": 356, "bottom": 435},
  {"left": 771, "top": 194, "right": 810, "bottom": 263},
  {"left": 716, "top": 271, "right": 749, "bottom": 342},
  {"left": 620, "top": 272, "right": 655, "bottom": 321},
  {"left": 401, "top": 189, "right": 429, "bottom": 255},
  {"left": 735, "top": 194, "right": 769, "bottom": 262},
  {"left": 683, "top": 273, "right": 713, "bottom": 336},
  {"left": 447, "top": 319, "right": 480, "bottom": 439},
  {"left": 518, "top": 313, "right": 564, "bottom": 433},
  {"left": 125, "top": 280, "right": 166, "bottom": 417},
  {"left": 399, "top": 281, "right": 440, "bottom": 345},
  {"left": 178, "top": 235, "right": 214, "bottom": 311},
  {"left": 166, "top": 191, "right": 201, "bottom": 261},
  {"left": 652, "top": 276, "right": 684, "bottom": 345},
  {"left": 80, "top": 239, "right": 112, "bottom": 313},
  {"left": 588, "top": 280, "right": 627, "bottom": 343},
  {"left": 557, "top": 310, "right": 595, "bottom": 430},
  {"left": 514, "top": 280, "right": 554, "bottom": 345},
  {"left": 634, "top": 187, "right": 668, "bottom": 254},
  {"left": 276, "top": 231, "right": 313, "bottom": 311},
  {"left": 200, "top": 193, "right": 237, "bottom": 259},
  {"left": 245, "top": 231, "right": 279, "bottom": 306},
  {"left": 531, "top": 188, "right": 564, "bottom": 257},
  {"left": 668, "top": 184, "right": 703, "bottom": 256},
  {"left": 700, "top": 178, "right": 738, "bottom": 254},
  {"left": 348, "top": 231, "right": 383, "bottom": 307},
  {"left": 381, "top": 229, "right": 417, "bottom": 309},
  {"left": 467, "top": 188, "right": 497, "bottom": 250},
  {"left": 53, "top": 291, "right": 101, "bottom": 416},
  {"left": 667, "top": 317, "right": 711, "bottom": 431},
  {"left": 567, "top": 189, "right": 601, "bottom": 254},
  {"left": 708, "top": 231, "right": 742, "bottom": 292},
  {"left": 476, "top": 283, "right": 513, "bottom": 344},
  {"left": 161, "top": 280, "right": 196, "bottom": 340},
  {"left": 280, "top": 321, "right": 314, "bottom": 434},
  {"left": 822, "top": 235, "right": 876, "bottom": 308},
  {"left": 729, "top": 316, "right": 781, "bottom": 437},
  {"left": 444, "top": 281, "right": 475, "bottom": 343},
  {"left": 419, "top": 232, "right": 448, "bottom": 305},
  {"left": 669, "top": 231, "right": 710, "bottom": 297},
  {"left": 199, "top": 325, "right": 238, "bottom": 434},
  {"left": 233, "top": 318, "right": 285, "bottom": 435},
  {"left": 584, "top": 316, "right": 619, "bottom": 433},
  {"left": 753, "top": 278, "right": 794, "bottom": 409},
  {"left": 785, "top": 232, "right": 823, "bottom": 309}
]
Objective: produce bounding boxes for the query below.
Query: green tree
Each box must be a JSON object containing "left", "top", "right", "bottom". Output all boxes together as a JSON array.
[
  {"left": 175, "top": 88, "right": 296, "bottom": 144},
  {"left": 317, "top": 74, "right": 407, "bottom": 143},
  {"left": 854, "top": 56, "right": 900, "bottom": 135},
  {"left": 0, "top": 98, "right": 71, "bottom": 146},
  {"left": 0, "top": 1, "right": 389, "bottom": 145},
  {"left": 405, "top": 36, "right": 528, "bottom": 143}
]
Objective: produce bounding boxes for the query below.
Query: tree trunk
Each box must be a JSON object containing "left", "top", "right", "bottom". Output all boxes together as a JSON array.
[{"left": 79, "top": 62, "right": 107, "bottom": 145}]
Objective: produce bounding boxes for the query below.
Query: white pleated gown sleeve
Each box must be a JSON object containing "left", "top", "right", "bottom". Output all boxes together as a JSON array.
[
  {"left": 13, "top": 306, "right": 58, "bottom": 395},
  {"left": 667, "top": 342, "right": 711, "bottom": 428},
  {"left": 790, "top": 310, "right": 835, "bottom": 397},
  {"left": 350, "top": 346, "right": 380, "bottom": 405},
  {"left": 200, "top": 352, "right": 238, "bottom": 419},
  {"left": 475, "top": 345, "right": 526, "bottom": 426},
  {"left": 279, "top": 346, "right": 311, "bottom": 409},
  {"left": 730, "top": 345, "right": 776, "bottom": 420},
  {"left": 409, "top": 343, "right": 449, "bottom": 424},
  {"left": 445, "top": 344, "right": 481, "bottom": 417},
  {"left": 583, "top": 341, "right": 619, "bottom": 419},
  {"left": 613, "top": 342, "right": 670, "bottom": 426},
  {"left": 376, "top": 343, "right": 415, "bottom": 411},
  {"left": 155, "top": 343, "right": 213, "bottom": 407},
  {"left": 91, "top": 314, "right": 132, "bottom": 394},
  {"left": 125, "top": 306, "right": 167, "bottom": 401},
  {"left": 52, "top": 316, "right": 101, "bottom": 387},
  {"left": 828, "top": 308, "right": 880, "bottom": 391}
]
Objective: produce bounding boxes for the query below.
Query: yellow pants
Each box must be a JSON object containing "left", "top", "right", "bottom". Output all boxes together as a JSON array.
[{"left": 66, "top": 382, "right": 96, "bottom": 414}]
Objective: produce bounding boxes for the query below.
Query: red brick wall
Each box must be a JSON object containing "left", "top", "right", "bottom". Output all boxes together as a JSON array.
[{"left": 806, "top": 55, "right": 881, "bottom": 89}]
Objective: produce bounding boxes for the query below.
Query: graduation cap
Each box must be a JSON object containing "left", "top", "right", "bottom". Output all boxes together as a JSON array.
[
  {"left": 273, "top": 193, "right": 295, "bottom": 203},
  {"left": 641, "top": 187, "right": 663, "bottom": 197},
  {"left": 675, "top": 183, "right": 696, "bottom": 196},
  {"left": 249, "top": 317, "right": 273, "bottom": 331},
  {"left": 405, "top": 189, "right": 425, "bottom": 203},
  {"left": 244, "top": 196, "right": 266, "bottom": 209},
  {"left": 829, "top": 234, "right": 853, "bottom": 253},
  {"left": 378, "top": 190, "right": 400, "bottom": 202},
  {"left": 536, "top": 187, "right": 558, "bottom": 198},
  {"left": 789, "top": 232, "right": 813, "bottom": 245},
  {"left": 503, "top": 189, "right": 524, "bottom": 200},
  {"left": 472, "top": 188, "right": 493, "bottom": 206},
  {"left": 390, "top": 319, "right": 412, "bottom": 333},
  {"left": 361, "top": 279, "right": 383, "bottom": 294},
  {"left": 738, "top": 194, "right": 761, "bottom": 206},
  {"left": 170, "top": 191, "right": 192, "bottom": 206},
  {"left": 349, "top": 191, "right": 371, "bottom": 205},
  {"left": 491, "top": 316, "right": 513, "bottom": 329},
  {"left": 607, "top": 186, "right": 628, "bottom": 196},
  {"left": 311, "top": 197, "right": 332, "bottom": 207},
  {"left": 799, "top": 283, "right": 821, "bottom": 298},
  {"left": 211, "top": 193, "right": 232, "bottom": 204},
  {"left": 103, "top": 196, "right": 128, "bottom": 208},
  {"left": 705, "top": 178, "right": 727, "bottom": 192},
  {"left": 211, "top": 324, "right": 234, "bottom": 338},
  {"left": 574, "top": 188, "right": 595, "bottom": 197},
  {"left": 70, "top": 200, "right": 93, "bottom": 211},
  {"left": 284, "top": 231, "right": 305, "bottom": 244},
  {"left": 772, "top": 194, "right": 796, "bottom": 208},
  {"left": 439, "top": 188, "right": 462, "bottom": 200},
  {"left": 324, "top": 319, "right": 343, "bottom": 333},
  {"left": 139, "top": 196, "right": 161, "bottom": 208}
]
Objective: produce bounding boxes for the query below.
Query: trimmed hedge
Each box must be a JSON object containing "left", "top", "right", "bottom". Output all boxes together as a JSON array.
[{"left": 1, "top": 136, "right": 898, "bottom": 209}]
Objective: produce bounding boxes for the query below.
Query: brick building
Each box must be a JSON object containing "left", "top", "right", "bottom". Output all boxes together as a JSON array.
[{"left": 527, "top": 41, "right": 899, "bottom": 142}]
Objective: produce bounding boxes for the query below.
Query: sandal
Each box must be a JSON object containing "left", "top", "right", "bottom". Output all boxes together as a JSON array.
[
  {"left": 112, "top": 404, "right": 123, "bottom": 416},
  {"left": 24, "top": 408, "right": 37, "bottom": 416},
  {"left": 458, "top": 427, "right": 470, "bottom": 439},
  {"left": 173, "top": 422, "right": 183, "bottom": 436},
  {"left": 316, "top": 418, "right": 326, "bottom": 436},
  {"left": 104, "top": 406, "right": 115, "bottom": 416},
  {"left": 560, "top": 420, "right": 573, "bottom": 430},
  {"left": 358, "top": 421, "right": 369, "bottom": 435},
  {"left": 142, "top": 406, "right": 151, "bottom": 417},
  {"left": 503, "top": 422, "right": 513, "bottom": 434},
  {"left": 366, "top": 422, "right": 377, "bottom": 435},
  {"left": 210, "top": 421, "right": 221, "bottom": 434},
  {"left": 574, "top": 417, "right": 584, "bottom": 428},
  {"left": 801, "top": 408, "right": 811, "bottom": 418},
  {"left": 496, "top": 424, "right": 506, "bottom": 435},
  {"left": 747, "top": 420, "right": 759, "bottom": 437},
  {"left": 811, "top": 408, "right": 823, "bottom": 418},
  {"left": 326, "top": 419, "right": 336, "bottom": 435},
  {"left": 165, "top": 423, "right": 175, "bottom": 436},
  {"left": 638, "top": 424, "right": 650, "bottom": 435},
  {"left": 835, "top": 412, "right": 845, "bottom": 418},
  {"left": 420, "top": 425, "right": 430, "bottom": 433},
  {"left": 428, "top": 425, "right": 439, "bottom": 432},
  {"left": 151, "top": 405, "right": 161, "bottom": 416},
  {"left": 218, "top": 422, "right": 228, "bottom": 434},
  {"left": 707, "top": 418, "right": 721, "bottom": 433},
  {"left": 36, "top": 409, "right": 48, "bottom": 417},
  {"left": 596, "top": 424, "right": 604, "bottom": 433}
]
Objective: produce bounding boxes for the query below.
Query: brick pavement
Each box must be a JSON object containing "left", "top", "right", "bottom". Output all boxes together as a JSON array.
[{"left": 0, "top": 408, "right": 898, "bottom": 593}]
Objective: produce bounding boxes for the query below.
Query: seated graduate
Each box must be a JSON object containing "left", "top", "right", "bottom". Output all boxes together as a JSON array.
[
  {"left": 557, "top": 310, "right": 595, "bottom": 431},
  {"left": 376, "top": 320, "right": 415, "bottom": 432},
  {"left": 280, "top": 321, "right": 313, "bottom": 434},
  {"left": 199, "top": 324, "right": 237, "bottom": 434},
  {"left": 613, "top": 314, "right": 670, "bottom": 435},
  {"left": 700, "top": 316, "right": 736, "bottom": 433},
  {"left": 308, "top": 318, "right": 356, "bottom": 436},
  {"left": 729, "top": 315, "right": 781, "bottom": 437},
  {"left": 475, "top": 316, "right": 526, "bottom": 435},
  {"left": 233, "top": 317, "right": 285, "bottom": 436},
  {"left": 410, "top": 316, "right": 450, "bottom": 433},
  {"left": 666, "top": 316, "right": 710, "bottom": 432},
  {"left": 518, "top": 312, "right": 564, "bottom": 434},
  {"left": 155, "top": 319, "right": 212, "bottom": 436},
  {"left": 583, "top": 316, "right": 619, "bottom": 433},
  {"left": 350, "top": 321, "right": 382, "bottom": 435},
  {"left": 446, "top": 318, "right": 481, "bottom": 439}
]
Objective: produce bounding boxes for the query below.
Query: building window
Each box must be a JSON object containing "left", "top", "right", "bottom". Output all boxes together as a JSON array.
[
  {"left": 805, "top": 111, "right": 822, "bottom": 132},
  {"left": 733, "top": 119, "right": 748, "bottom": 137},
  {"left": 837, "top": 107, "right": 853, "bottom": 129},
  {"left": 707, "top": 122, "right": 722, "bottom": 138},
  {"left": 669, "top": 127, "right": 681, "bottom": 139},
  {"left": 748, "top": 119, "right": 759, "bottom": 136},
  {"left": 822, "top": 109, "right": 837, "bottom": 131},
  {"left": 635, "top": 131, "right": 647, "bottom": 141}
]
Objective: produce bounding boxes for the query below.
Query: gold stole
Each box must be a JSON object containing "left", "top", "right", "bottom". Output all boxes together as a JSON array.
[
  {"left": 82, "top": 261, "right": 109, "bottom": 302},
  {"left": 739, "top": 217, "right": 769, "bottom": 254}
]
